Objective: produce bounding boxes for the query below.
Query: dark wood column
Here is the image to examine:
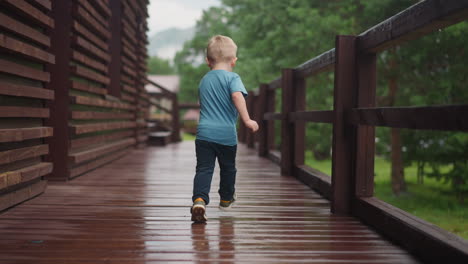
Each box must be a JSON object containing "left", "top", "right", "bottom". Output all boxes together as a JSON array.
[{"left": 45, "top": 0, "right": 73, "bottom": 181}]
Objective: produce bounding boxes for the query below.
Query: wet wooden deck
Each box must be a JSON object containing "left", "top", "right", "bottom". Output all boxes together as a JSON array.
[{"left": 0, "top": 141, "right": 421, "bottom": 263}]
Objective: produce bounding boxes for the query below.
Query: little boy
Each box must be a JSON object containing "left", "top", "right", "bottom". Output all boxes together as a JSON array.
[{"left": 191, "top": 35, "right": 259, "bottom": 223}]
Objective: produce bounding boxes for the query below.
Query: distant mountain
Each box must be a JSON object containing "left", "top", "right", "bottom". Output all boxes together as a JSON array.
[{"left": 147, "top": 27, "right": 195, "bottom": 60}]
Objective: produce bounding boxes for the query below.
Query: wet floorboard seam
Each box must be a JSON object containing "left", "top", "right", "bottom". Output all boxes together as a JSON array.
[{"left": 0, "top": 141, "right": 421, "bottom": 263}]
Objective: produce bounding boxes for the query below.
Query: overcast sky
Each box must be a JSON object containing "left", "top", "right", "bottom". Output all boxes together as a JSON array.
[{"left": 147, "top": 0, "right": 221, "bottom": 36}]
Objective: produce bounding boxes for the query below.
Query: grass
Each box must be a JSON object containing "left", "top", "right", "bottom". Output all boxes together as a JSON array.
[
  {"left": 182, "top": 133, "right": 196, "bottom": 141},
  {"left": 305, "top": 150, "right": 468, "bottom": 239}
]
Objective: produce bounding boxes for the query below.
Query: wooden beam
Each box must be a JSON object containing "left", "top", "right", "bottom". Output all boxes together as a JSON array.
[
  {"left": 246, "top": 92, "right": 255, "bottom": 148},
  {"left": 358, "top": 0, "right": 468, "bottom": 53},
  {"left": 76, "top": 0, "right": 109, "bottom": 27},
  {"left": 88, "top": 0, "right": 111, "bottom": 18},
  {"left": 70, "top": 121, "right": 136, "bottom": 135},
  {"left": 0, "top": 162, "right": 52, "bottom": 189},
  {"left": 45, "top": 0, "right": 73, "bottom": 180},
  {"left": 353, "top": 197, "right": 468, "bottom": 264},
  {"left": 69, "top": 130, "right": 134, "bottom": 150},
  {"left": 331, "top": 35, "right": 358, "bottom": 215},
  {"left": 30, "top": 0, "right": 52, "bottom": 11},
  {"left": 69, "top": 148, "right": 128, "bottom": 178},
  {"left": 146, "top": 78, "right": 174, "bottom": 95},
  {"left": 72, "top": 36, "right": 110, "bottom": 62},
  {"left": 108, "top": 0, "right": 122, "bottom": 98},
  {"left": 280, "top": 68, "right": 294, "bottom": 176},
  {"left": 354, "top": 53, "right": 377, "bottom": 198},
  {"left": 71, "top": 80, "right": 107, "bottom": 95},
  {"left": 295, "top": 48, "right": 335, "bottom": 78},
  {"left": 0, "top": 33, "right": 55, "bottom": 64},
  {"left": 0, "top": 81, "right": 54, "bottom": 100},
  {"left": 72, "top": 21, "right": 109, "bottom": 51},
  {"left": 0, "top": 59, "right": 50, "bottom": 82},
  {"left": 263, "top": 112, "right": 282, "bottom": 121},
  {"left": 266, "top": 84, "right": 276, "bottom": 151},
  {"left": 179, "top": 103, "right": 200, "bottom": 109},
  {"left": 3, "top": 0, "right": 54, "bottom": 28},
  {"left": 257, "top": 84, "right": 269, "bottom": 157},
  {"left": 73, "top": 4, "right": 110, "bottom": 39},
  {"left": 0, "top": 180, "right": 46, "bottom": 212},
  {"left": 71, "top": 65, "right": 110, "bottom": 85},
  {"left": 296, "top": 165, "right": 332, "bottom": 201},
  {"left": 289, "top": 110, "right": 334, "bottom": 124},
  {"left": 0, "top": 127, "right": 53, "bottom": 143},
  {"left": 348, "top": 105, "right": 468, "bottom": 131},
  {"left": 268, "top": 77, "right": 281, "bottom": 90},
  {"left": 0, "top": 13, "right": 50, "bottom": 47},
  {"left": 0, "top": 107, "right": 49, "bottom": 118},
  {"left": 170, "top": 94, "right": 181, "bottom": 142},
  {"left": 71, "top": 95, "right": 134, "bottom": 110},
  {"left": 69, "top": 138, "right": 135, "bottom": 164},
  {"left": 0, "top": 145, "right": 49, "bottom": 165},
  {"left": 71, "top": 111, "right": 134, "bottom": 120},
  {"left": 72, "top": 50, "right": 108, "bottom": 73},
  {"left": 122, "top": 84, "right": 137, "bottom": 94},
  {"left": 294, "top": 73, "right": 306, "bottom": 168}
]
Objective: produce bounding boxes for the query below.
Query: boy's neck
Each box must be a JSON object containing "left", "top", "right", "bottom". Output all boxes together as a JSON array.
[{"left": 211, "top": 62, "right": 233, "bottom": 72}]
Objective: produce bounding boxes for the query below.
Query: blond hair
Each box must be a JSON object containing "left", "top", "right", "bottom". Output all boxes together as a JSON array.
[{"left": 206, "top": 35, "right": 237, "bottom": 64}]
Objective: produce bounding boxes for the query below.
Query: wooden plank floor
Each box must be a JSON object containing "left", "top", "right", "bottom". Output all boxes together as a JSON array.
[{"left": 0, "top": 141, "right": 421, "bottom": 263}]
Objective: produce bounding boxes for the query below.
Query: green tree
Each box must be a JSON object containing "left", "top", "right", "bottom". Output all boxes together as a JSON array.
[{"left": 147, "top": 56, "right": 176, "bottom": 75}]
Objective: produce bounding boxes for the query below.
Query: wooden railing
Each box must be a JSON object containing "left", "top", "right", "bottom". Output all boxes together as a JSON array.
[
  {"left": 146, "top": 78, "right": 181, "bottom": 143},
  {"left": 238, "top": 1, "right": 468, "bottom": 263}
]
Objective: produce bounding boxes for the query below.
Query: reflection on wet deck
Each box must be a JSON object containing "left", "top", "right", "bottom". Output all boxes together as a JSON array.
[{"left": 0, "top": 141, "right": 420, "bottom": 263}]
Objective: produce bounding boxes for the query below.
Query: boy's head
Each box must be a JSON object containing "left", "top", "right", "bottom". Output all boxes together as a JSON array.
[{"left": 206, "top": 35, "right": 237, "bottom": 67}]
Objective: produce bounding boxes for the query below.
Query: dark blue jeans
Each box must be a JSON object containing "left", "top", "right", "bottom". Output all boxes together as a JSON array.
[{"left": 192, "top": 139, "right": 237, "bottom": 205}]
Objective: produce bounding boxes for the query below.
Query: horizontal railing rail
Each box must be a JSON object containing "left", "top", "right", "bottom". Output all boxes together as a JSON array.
[{"left": 348, "top": 105, "right": 468, "bottom": 131}]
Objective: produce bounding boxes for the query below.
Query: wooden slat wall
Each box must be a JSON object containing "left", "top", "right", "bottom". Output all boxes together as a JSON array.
[
  {"left": 40, "top": 0, "right": 149, "bottom": 182},
  {"left": 0, "top": 0, "right": 54, "bottom": 211},
  {"left": 120, "top": 0, "right": 150, "bottom": 148},
  {"left": 65, "top": 0, "right": 137, "bottom": 179}
]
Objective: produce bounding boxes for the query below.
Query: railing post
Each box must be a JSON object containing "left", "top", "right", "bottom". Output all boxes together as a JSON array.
[
  {"left": 254, "top": 92, "right": 261, "bottom": 144},
  {"left": 267, "top": 87, "right": 276, "bottom": 151},
  {"left": 354, "top": 53, "right": 377, "bottom": 198},
  {"left": 258, "top": 84, "right": 269, "bottom": 157},
  {"left": 171, "top": 93, "right": 181, "bottom": 142},
  {"left": 280, "top": 69, "right": 305, "bottom": 176},
  {"left": 280, "top": 69, "right": 295, "bottom": 176},
  {"left": 246, "top": 92, "right": 255, "bottom": 148},
  {"left": 331, "top": 35, "right": 358, "bottom": 215},
  {"left": 294, "top": 75, "right": 306, "bottom": 169},
  {"left": 238, "top": 118, "right": 246, "bottom": 143}
]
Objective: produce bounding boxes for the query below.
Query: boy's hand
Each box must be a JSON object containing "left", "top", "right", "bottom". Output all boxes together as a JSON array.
[{"left": 245, "top": 120, "right": 259, "bottom": 133}]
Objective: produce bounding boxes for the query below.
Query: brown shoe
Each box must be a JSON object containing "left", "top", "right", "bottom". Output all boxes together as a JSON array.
[{"left": 191, "top": 198, "right": 207, "bottom": 222}]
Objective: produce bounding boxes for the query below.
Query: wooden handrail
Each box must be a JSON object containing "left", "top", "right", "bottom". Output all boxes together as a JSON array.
[
  {"left": 146, "top": 78, "right": 181, "bottom": 142},
  {"left": 146, "top": 78, "right": 174, "bottom": 95},
  {"left": 289, "top": 110, "right": 334, "bottom": 124},
  {"left": 268, "top": 77, "right": 281, "bottom": 90},
  {"left": 263, "top": 112, "right": 282, "bottom": 121},
  {"left": 348, "top": 105, "right": 468, "bottom": 131},
  {"left": 179, "top": 102, "right": 200, "bottom": 109},
  {"left": 358, "top": 0, "right": 468, "bottom": 53},
  {"left": 295, "top": 48, "right": 335, "bottom": 78}
]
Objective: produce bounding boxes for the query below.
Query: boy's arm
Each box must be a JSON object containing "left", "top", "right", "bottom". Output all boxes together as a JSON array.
[{"left": 232, "top": 92, "right": 259, "bottom": 133}]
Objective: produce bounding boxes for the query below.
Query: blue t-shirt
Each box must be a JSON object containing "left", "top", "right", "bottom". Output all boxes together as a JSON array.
[{"left": 196, "top": 70, "right": 248, "bottom": 146}]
